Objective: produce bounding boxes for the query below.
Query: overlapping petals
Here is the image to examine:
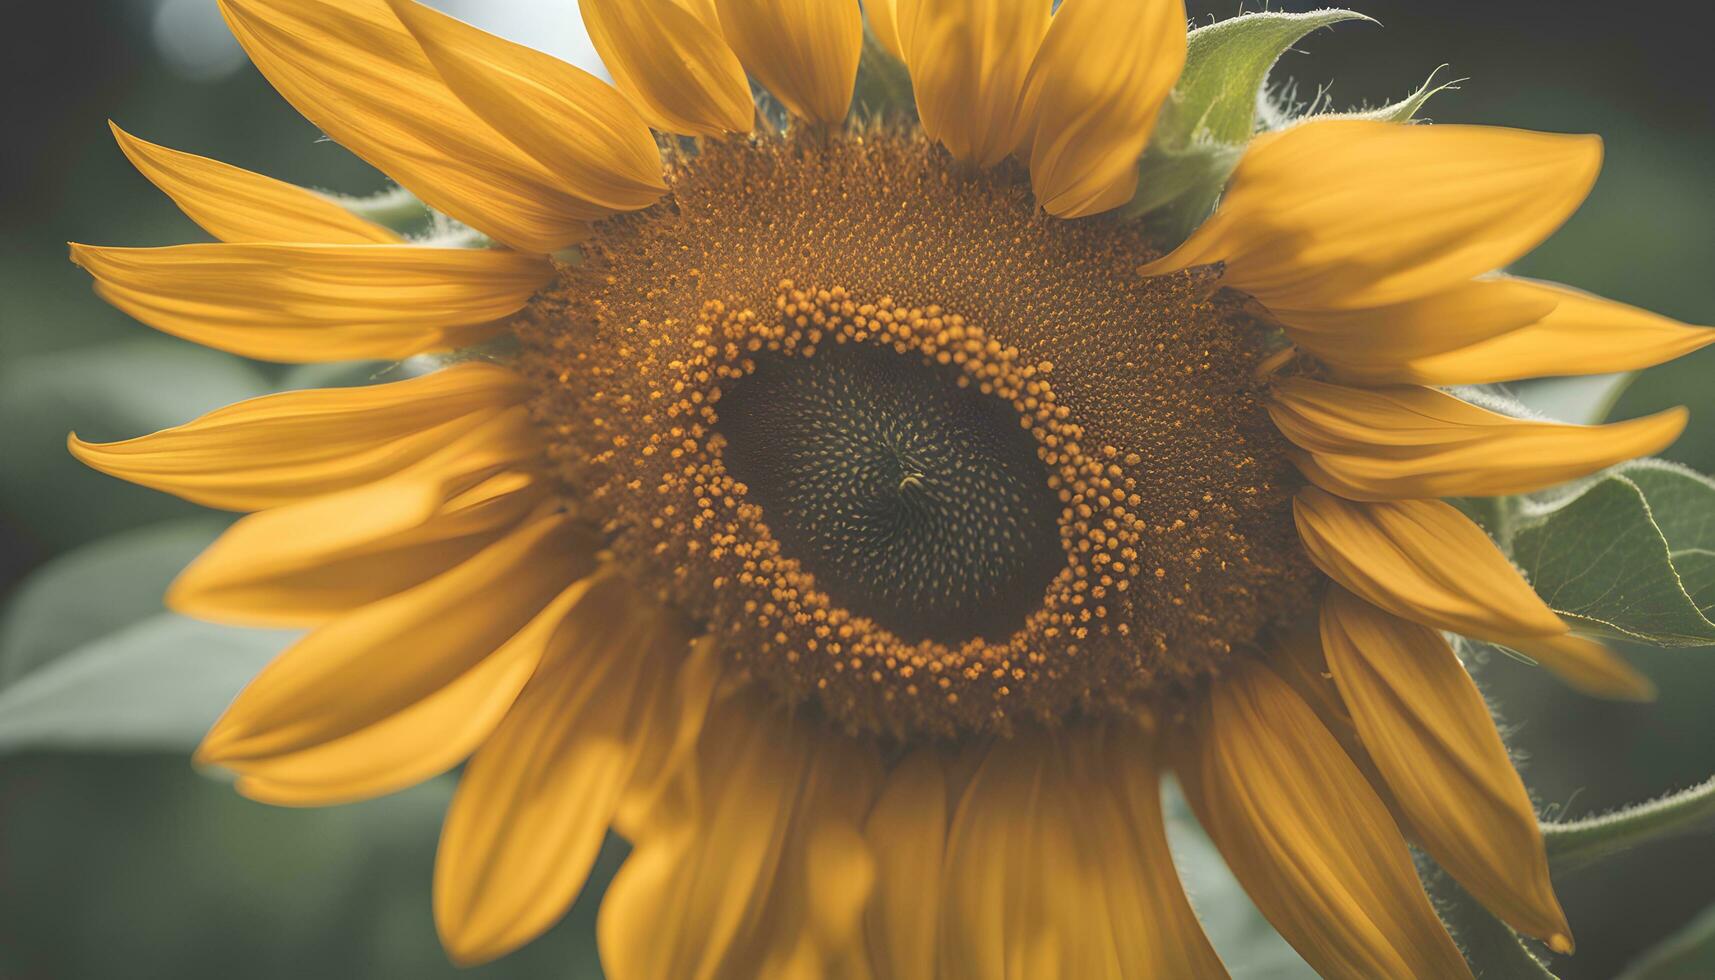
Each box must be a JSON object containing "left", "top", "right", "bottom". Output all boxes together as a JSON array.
[
  {"left": 1141, "top": 120, "right": 1602, "bottom": 311},
  {"left": 387, "top": 0, "right": 666, "bottom": 214},
  {"left": 598, "top": 695, "right": 884, "bottom": 979},
  {"left": 168, "top": 423, "right": 545, "bottom": 627},
  {"left": 434, "top": 575, "right": 700, "bottom": 965},
  {"left": 69, "top": 241, "right": 551, "bottom": 362},
  {"left": 1321, "top": 588, "right": 1572, "bottom": 949},
  {"left": 939, "top": 730, "right": 1226, "bottom": 979},
  {"left": 582, "top": 0, "right": 754, "bottom": 138},
  {"left": 1178, "top": 661, "right": 1471, "bottom": 979},
  {"left": 1270, "top": 377, "right": 1686, "bottom": 500},
  {"left": 864, "top": 749, "right": 950, "bottom": 980},
  {"left": 211, "top": 574, "right": 592, "bottom": 807},
  {"left": 218, "top": 0, "right": 633, "bottom": 252},
  {"left": 898, "top": 0, "right": 1050, "bottom": 166},
  {"left": 197, "top": 513, "right": 595, "bottom": 765},
  {"left": 1402, "top": 280, "right": 1715, "bottom": 386},
  {"left": 69, "top": 363, "right": 530, "bottom": 510},
  {"left": 111, "top": 124, "right": 400, "bottom": 245},
  {"left": 1014, "top": 0, "right": 1186, "bottom": 217},
  {"left": 1294, "top": 487, "right": 1566, "bottom": 640},
  {"left": 714, "top": 0, "right": 864, "bottom": 125}
]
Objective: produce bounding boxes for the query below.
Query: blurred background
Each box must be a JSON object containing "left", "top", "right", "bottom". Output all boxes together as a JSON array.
[{"left": 1, "top": 1, "right": 1711, "bottom": 977}]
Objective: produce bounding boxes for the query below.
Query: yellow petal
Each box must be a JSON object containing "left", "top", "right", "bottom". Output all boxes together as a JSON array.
[
  {"left": 1271, "top": 377, "right": 1687, "bottom": 500},
  {"left": 1141, "top": 120, "right": 1602, "bottom": 311},
  {"left": 581, "top": 0, "right": 754, "bottom": 138},
  {"left": 613, "top": 633, "right": 725, "bottom": 836},
  {"left": 1402, "top": 279, "right": 1715, "bottom": 385},
  {"left": 1293, "top": 487, "right": 1566, "bottom": 640},
  {"left": 898, "top": 0, "right": 1050, "bottom": 166},
  {"left": 217, "top": 0, "right": 594, "bottom": 252},
  {"left": 68, "top": 241, "right": 550, "bottom": 362},
  {"left": 170, "top": 465, "right": 545, "bottom": 628},
  {"left": 68, "top": 363, "right": 530, "bottom": 511},
  {"left": 435, "top": 575, "right": 686, "bottom": 965},
  {"left": 940, "top": 729, "right": 1225, "bottom": 980},
  {"left": 866, "top": 0, "right": 905, "bottom": 60},
  {"left": 1270, "top": 277, "right": 1561, "bottom": 383},
  {"left": 1321, "top": 588, "right": 1572, "bottom": 948},
  {"left": 598, "top": 696, "right": 883, "bottom": 979},
  {"left": 198, "top": 513, "right": 595, "bottom": 763},
  {"left": 387, "top": 0, "right": 666, "bottom": 215},
  {"left": 111, "top": 123, "right": 399, "bottom": 244},
  {"left": 1491, "top": 630, "right": 1656, "bottom": 701},
  {"left": 713, "top": 0, "right": 863, "bottom": 125},
  {"left": 224, "top": 576, "right": 598, "bottom": 807},
  {"left": 864, "top": 749, "right": 949, "bottom": 980},
  {"left": 1177, "top": 662, "right": 1471, "bottom": 980},
  {"left": 1014, "top": 0, "right": 1186, "bottom": 217}
]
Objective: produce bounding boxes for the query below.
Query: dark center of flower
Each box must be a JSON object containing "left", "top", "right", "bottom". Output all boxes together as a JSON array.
[
  {"left": 714, "top": 343, "right": 1065, "bottom": 645},
  {"left": 512, "top": 130, "right": 1320, "bottom": 738}
]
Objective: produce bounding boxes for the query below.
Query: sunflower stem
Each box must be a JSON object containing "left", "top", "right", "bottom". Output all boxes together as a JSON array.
[{"left": 1542, "top": 775, "right": 1715, "bottom": 873}]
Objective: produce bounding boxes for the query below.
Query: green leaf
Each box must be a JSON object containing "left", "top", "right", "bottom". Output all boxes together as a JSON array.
[
  {"left": 1157, "top": 10, "right": 1375, "bottom": 148},
  {"left": 0, "top": 338, "right": 269, "bottom": 548},
  {"left": 1426, "top": 868, "right": 1560, "bottom": 979},
  {"left": 0, "top": 516, "right": 229, "bottom": 684},
  {"left": 1619, "top": 903, "right": 1715, "bottom": 979},
  {"left": 1543, "top": 776, "right": 1715, "bottom": 873},
  {"left": 1509, "top": 471, "right": 1715, "bottom": 646},
  {"left": 0, "top": 614, "right": 296, "bottom": 754}
]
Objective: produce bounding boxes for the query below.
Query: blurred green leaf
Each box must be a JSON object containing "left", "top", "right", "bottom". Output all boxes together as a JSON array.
[
  {"left": 0, "top": 516, "right": 228, "bottom": 683},
  {"left": 0, "top": 338, "right": 269, "bottom": 548},
  {"left": 852, "top": 31, "right": 914, "bottom": 121},
  {"left": 1510, "top": 471, "right": 1715, "bottom": 646},
  {"left": 1619, "top": 903, "right": 1715, "bottom": 979},
  {"left": 0, "top": 613, "right": 295, "bottom": 754},
  {"left": 1544, "top": 776, "right": 1715, "bottom": 874},
  {"left": 0, "top": 755, "right": 615, "bottom": 978}
]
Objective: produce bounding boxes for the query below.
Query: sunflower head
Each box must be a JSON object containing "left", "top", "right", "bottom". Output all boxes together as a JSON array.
[{"left": 63, "top": 0, "right": 1714, "bottom": 976}]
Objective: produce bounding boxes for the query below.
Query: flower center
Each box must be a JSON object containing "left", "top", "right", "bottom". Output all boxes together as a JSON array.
[
  {"left": 511, "top": 130, "right": 1318, "bottom": 738},
  {"left": 715, "top": 343, "right": 1065, "bottom": 645}
]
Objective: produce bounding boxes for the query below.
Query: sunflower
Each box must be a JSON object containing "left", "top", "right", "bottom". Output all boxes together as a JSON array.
[{"left": 65, "top": 0, "right": 1714, "bottom": 976}]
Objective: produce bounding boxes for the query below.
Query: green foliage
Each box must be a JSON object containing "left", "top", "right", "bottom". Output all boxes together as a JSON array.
[
  {"left": 0, "top": 614, "right": 296, "bottom": 754},
  {"left": 0, "top": 516, "right": 229, "bottom": 683},
  {"left": 1620, "top": 904, "right": 1715, "bottom": 979},
  {"left": 852, "top": 31, "right": 915, "bottom": 122},
  {"left": 0, "top": 338, "right": 270, "bottom": 549},
  {"left": 1320, "top": 65, "right": 1463, "bottom": 123},
  {"left": 1507, "top": 463, "right": 1715, "bottom": 646}
]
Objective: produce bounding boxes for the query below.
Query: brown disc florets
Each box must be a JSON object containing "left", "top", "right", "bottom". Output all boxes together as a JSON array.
[{"left": 511, "top": 130, "right": 1317, "bottom": 738}]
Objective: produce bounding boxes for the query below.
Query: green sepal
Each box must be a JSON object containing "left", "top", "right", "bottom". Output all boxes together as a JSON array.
[
  {"left": 1316, "top": 65, "right": 1462, "bottom": 123},
  {"left": 331, "top": 184, "right": 431, "bottom": 233},
  {"left": 1159, "top": 10, "right": 1376, "bottom": 147},
  {"left": 1543, "top": 776, "right": 1715, "bottom": 873},
  {"left": 1130, "top": 9, "right": 1371, "bottom": 245}
]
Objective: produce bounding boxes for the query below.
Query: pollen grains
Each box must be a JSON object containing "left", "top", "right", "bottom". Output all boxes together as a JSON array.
[{"left": 512, "top": 131, "right": 1317, "bottom": 738}]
